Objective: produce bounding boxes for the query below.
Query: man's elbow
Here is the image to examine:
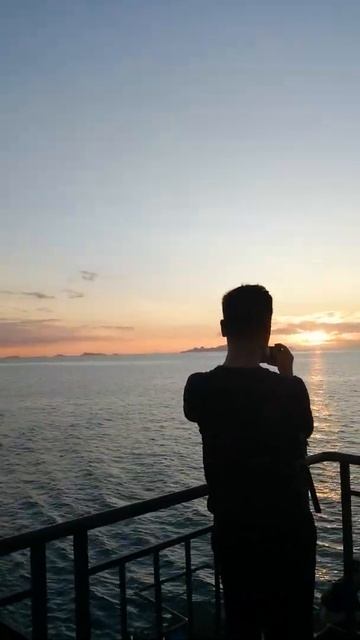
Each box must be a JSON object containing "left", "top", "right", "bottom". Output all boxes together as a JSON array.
[{"left": 183, "top": 403, "right": 197, "bottom": 422}]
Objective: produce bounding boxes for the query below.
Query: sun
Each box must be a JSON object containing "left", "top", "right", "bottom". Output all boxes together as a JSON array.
[{"left": 296, "top": 330, "right": 332, "bottom": 346}]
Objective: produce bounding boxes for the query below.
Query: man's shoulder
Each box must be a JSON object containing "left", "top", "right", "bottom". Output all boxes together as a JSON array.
[
  {"left": 185, "top": 369, "right": 214, "bottom": 389},
  {"left": 270, "top": 371, "right": 306, "bottom": 388},
  {"left": 186, "top": 368, "right": 308, "bottom": 396},
  {"left": 282, "top": 374, "right": 308, "bottom": 393},
  {"left": 258, "top": 369, "right": 309, "bottom": 398},
  {"left": 183, "top": 370, "right": 216, "bottom": 422}
]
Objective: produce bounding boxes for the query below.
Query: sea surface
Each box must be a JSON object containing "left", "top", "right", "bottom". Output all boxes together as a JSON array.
[{"left": 0, "top": 350, "right": 359, "bottom": 638}]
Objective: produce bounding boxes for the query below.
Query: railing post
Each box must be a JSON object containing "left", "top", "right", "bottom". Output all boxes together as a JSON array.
[
  {"left": 340, "top": 462, "right": 354, "bottom": 581},
  {"left": 339, "top": 461, "right": 355, "bottom": 631},
  {"left": 119, "top": 561, "right": 129, "bottom": 639},
  {"left": 307, "top": 467, "right": 321, "bottom": 513},
  {"left": 153, "top": 551, "right": 163, "bottom": 639},
  {"left": 30, "top": 543, "right": 48, "bottom": 640},
  {"left": 214, "top": 556, "right": 222, "bottom": 636},
  {"left": 184, "top": 539, "right": 193, "bottom": 638},
  {"left": 74, "top": 530, "right": 91, "bottom": 640}
]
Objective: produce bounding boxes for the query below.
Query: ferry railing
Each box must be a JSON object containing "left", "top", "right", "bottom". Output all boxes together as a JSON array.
[
  {"left": 0, "top": 485, "right": 211, "bottom": 640},
  {"left": 307, "top": 450, "right": 360, "bottom": 631},
  {"left": 0, "top": 451, "right": 359, "bottom": 640}
]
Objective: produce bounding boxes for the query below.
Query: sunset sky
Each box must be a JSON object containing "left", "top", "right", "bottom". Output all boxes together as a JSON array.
[{"left": 1, "top": 1, "right": 360, "bottom": 356}]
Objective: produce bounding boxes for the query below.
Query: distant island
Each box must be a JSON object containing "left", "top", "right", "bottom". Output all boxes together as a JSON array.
[
  {"left": 1, "top": 345, "right": 351, "bottom": 361},
  {"left": 80, "top": 352, "right": 107, "bottom": 357},
  {"left": 1, "top": 353, "right": 117, "bottom": 360},
  {"left": 181, "top": 345, "right": 226, "bottom": 353}
]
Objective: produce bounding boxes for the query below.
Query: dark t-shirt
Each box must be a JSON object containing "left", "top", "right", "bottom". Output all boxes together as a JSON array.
[{"left": 184, "top": 365, "right": 314, "bottom": 529}]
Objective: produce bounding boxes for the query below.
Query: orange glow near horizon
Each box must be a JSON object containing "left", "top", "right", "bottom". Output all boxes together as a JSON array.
[
  {"left": 292, "top": 330, "right": 333, "bottom": 347},
  {"left": 1, "top": 319, "right": 360, "bottom": 358},
  {"left": 0, "top": 335, "right": 219, "bottom": 358}
]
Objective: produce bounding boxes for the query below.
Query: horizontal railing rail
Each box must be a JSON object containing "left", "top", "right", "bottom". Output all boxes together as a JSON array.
[
  {"left": 88, "top": 525, "right": 212, "bottom": 576},
  {"left": 0, "top": 485, "right": 209, "bottom": 557},
  {"left": 0, "top": 451, "right": 359, "bottom": 640},
  {"left": 307, "top": 451, "right": 360, "bottom": 466}
]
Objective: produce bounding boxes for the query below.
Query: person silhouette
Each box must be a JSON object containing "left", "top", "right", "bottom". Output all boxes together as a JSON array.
[{"left": 184, "top": 285, "right": 316, "bottom": 640}]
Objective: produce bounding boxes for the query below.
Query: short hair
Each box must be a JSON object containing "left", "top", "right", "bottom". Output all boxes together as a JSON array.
[{"left": 222, "top": 284, "right": 273, "bottom": 338}]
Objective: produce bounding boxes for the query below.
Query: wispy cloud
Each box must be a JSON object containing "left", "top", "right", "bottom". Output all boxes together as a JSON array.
[
  {"left": 275, "top": 311, "right": 345, "bottom": 325},
  {"left": 63, "top": 289, "right": 84, "bottom": 299},
  {"left": 0, "top": 318, "right": 130, "bottom": 348},
  {"left": 22, "top": 291, "right": 56, "bottom": 300},
  {"left": 1, "top": 290, "right": 55, "bottom": 300},
  {"left": 80, "top": 270, "right": 98, "bottom": 282},
  {"left": 99, "top": 325, "right": 135, "bottom": 331},
  {"left": 272, "top": 316, "right": 360, "bottom": 336},
  {"left": 0, "top": 320, "right": 81, "bottom": 347},
  {"left": 9, "top": 307, "right": 28, "bottom": 314}
]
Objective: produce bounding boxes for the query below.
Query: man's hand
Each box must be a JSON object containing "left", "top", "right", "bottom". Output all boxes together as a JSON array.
[{"left": 274, "top": 343, "right": 294, "bottom": 376}]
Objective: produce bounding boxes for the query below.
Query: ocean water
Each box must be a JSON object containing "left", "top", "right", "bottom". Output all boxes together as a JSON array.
[{"left": 0, "top": 350, "right": 359, "bottom": 638}]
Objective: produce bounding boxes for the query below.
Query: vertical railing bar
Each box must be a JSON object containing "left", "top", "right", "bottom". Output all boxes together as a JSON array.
[
  {"left": 214, "top": 552, "right": 222, "bottom": 636},
  {"left": 340, "top": 462, "right": 354, "bottom": 580},
  {"left": 153, "top": 550, "right": 163, "bottom": 639},
  {"left": 307, "top": 467, "right": 321, "bottom": 513},
  {"left": 74, "top": 530, "right": 91, "bottom": 640},
  {"left": 184, "top": 539, "right": 193, "bottom": 637},
  {"left": 340, "top": 461, "right": 355, "bottom": 632},
  {"left": 30, "top": 543, "right": 48, "bottom": 640},
  {"left": 119, "top": 561, "right": 128, "bottom": 640}
]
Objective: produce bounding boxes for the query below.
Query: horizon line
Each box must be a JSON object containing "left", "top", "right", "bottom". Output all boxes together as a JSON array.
[{"left": 1, "top": 345, "right": 359, "bottom": 360}]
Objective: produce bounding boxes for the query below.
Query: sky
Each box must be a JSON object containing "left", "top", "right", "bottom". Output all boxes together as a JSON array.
[{"left": 1, "top": 0, "right": 360, "bottom": 356}]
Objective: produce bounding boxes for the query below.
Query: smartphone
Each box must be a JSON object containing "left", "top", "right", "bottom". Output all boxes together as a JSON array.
[{"left": 261, "top": 346, "right": 277, "bottom": 366}]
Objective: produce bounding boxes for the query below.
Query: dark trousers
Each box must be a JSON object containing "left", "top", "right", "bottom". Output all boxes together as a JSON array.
[{"left": 212, "top": 515, "right": 317, "bottom": 640}]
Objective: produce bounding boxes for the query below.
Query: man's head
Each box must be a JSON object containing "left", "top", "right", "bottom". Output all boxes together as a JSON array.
[{"left": 221, "top": 284, "right": 273, "bottom": 346}]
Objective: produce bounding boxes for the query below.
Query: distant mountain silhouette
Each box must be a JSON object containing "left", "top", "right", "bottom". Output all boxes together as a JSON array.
[
  {"left": 181, "top": 345, "right": 226, "bottom": 353},
  {"left": 81, "top": 352, "right": 107, "bottom": 357}
]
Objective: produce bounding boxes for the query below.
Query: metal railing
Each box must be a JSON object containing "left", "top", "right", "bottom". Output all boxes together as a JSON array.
[
  {"left": 307, "top": 450, "right": 360, "bottom": 633},
  {"left": 0, "top": 451, "right": 359, "bottom": 640}
]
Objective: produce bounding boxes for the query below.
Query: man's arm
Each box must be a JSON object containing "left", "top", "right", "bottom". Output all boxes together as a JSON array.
[
  {"left": 292, "top": 376, "right": 314, "bottom": 439},
  {"left": 274, "top": 343, "right": 313, "bottom": 438}
]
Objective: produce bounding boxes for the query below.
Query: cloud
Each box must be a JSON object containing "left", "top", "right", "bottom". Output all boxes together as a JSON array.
[
  {"left": 272, "top": 319, "right": 360, "bottom": 336},
  {"left": 0, "top": 319, "right": 67, "bottom": 347},
  {"left": 0, "top": 318, "right": 129, "bottom": 348},
  {"left": 80, "top": 270, "right": 98, "bottom": 282},
  {"left": 9, "top": 307, "right": 28, "bottom": 314},
  {"left": 63, "top": 289, "right": 85, "bottom": 299},
  {"left": 22, "top": 291, "right": 56, "bottom": 300},
  {"left": 99, "top": 325, "right": 135, "bottom": 331},
  {"left": 1, "top": 290, "right": 55, "bottom": 300},
  {"left": 21, "top": 318, "right": 60, "bottom": 324}
]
